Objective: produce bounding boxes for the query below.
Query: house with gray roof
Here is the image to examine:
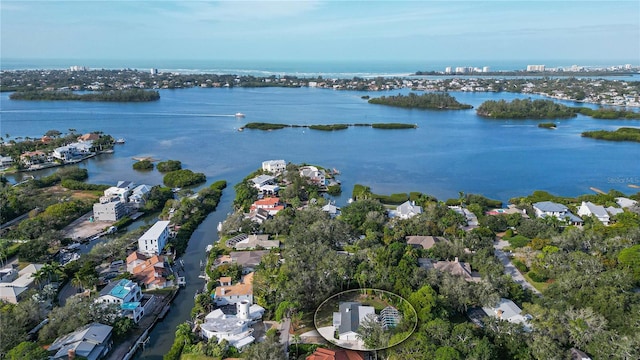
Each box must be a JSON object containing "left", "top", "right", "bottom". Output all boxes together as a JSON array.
[
  {"left": 48, "top": 322, "right": 113, "bottom": 360},
  {"left": 533, "top": 201, "right": 583, "bottom": 226},
  {"left": 577, "top": 201, "right": 610, "bottom": 225},
  {"left": 482, "top": 298, "right": 531, "bottom": 330},
  {"left": 392, "top": 201, "right": 423, "bottom": 219},
  {"left": 615, "top": 197, "right": 637, "bottom": 208},
  {"left": 333, "top": 302, "right": 376, "bottom": 341}
]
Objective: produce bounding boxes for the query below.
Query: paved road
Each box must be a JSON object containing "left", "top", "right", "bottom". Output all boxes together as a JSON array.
[{"left": 494, "top": 240, "right": 541, "bottom": 295}]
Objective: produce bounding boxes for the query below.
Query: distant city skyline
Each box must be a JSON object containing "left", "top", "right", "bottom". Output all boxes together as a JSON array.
[{"left": 1, "top": 1, "right": 638, "bottom": 63}]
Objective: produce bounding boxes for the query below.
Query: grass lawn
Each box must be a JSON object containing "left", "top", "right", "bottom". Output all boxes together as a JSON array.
[
  {"left": 523, "top": 273, "right": 550, "bottom": 293},
  {"left": 181, "top": 354, "right": 215, "bottom": 360}
]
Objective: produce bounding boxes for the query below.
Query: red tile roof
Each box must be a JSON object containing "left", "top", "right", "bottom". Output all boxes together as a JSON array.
[{"left": 306, "top": 348, "right": 365, "bottom": 360}]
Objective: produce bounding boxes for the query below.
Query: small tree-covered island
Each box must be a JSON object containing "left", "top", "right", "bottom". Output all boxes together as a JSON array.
[
  {"left": 9, "top": 89, "right": 160, "bottom": 102},
  {"left": 161, "top": 160, "right": 640, "bottom": 360},
  {"left": 477, "top": 99, "right": 577, "bottom": 119},
  {"left": 368, "top": 92, "right": 473, "bottom": 110},
  {"left": 477, "top": 98, "right": 640, "bottom": 120},
  {"left": 582, "top": 127, "right": 640, "bottom": 143}
]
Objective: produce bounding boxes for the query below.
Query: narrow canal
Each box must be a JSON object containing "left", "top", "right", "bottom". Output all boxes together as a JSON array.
[{"left": 135, "top": 190, "right": 235, "bottom": 359}]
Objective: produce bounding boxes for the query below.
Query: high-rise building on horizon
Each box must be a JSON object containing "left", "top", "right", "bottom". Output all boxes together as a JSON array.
[{"left": 526, "top": 65, "right": 545, "bottom": 72}]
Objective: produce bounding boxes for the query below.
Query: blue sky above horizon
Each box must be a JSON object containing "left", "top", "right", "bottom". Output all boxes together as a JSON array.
[{"left": 1, "top": 1, "right": 639, "bottom": 64}]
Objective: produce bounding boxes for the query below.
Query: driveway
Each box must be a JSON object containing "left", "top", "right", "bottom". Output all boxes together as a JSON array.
[{"left": 494, "top": 240, "right": 541, "bottom": 295}]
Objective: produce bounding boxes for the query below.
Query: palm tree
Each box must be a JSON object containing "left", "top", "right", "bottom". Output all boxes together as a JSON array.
[
  {"left": 71, "top": 273, "right": 84, "bottom": 292},
  {"left": 33, "top": 268, "right": 48, "bottom": 290},
  {"left": 292, "top": 334, "right": 302, "bottom": 358}
]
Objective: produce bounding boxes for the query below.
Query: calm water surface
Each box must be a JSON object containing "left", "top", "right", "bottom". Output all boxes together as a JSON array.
[
  {"left": 2, "top": 87, "right": 639, "bottom": 358},
  {"left": 2, "top": 87, "right": 638, "bottom": 203}
]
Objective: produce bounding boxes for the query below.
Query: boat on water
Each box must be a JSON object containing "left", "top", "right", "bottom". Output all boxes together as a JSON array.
[
  {"left": 115, "top": 138, "right": 125, "bottom": 144},
  {"left": 235, "top": 112, "right": 245, "bottom": 118}
]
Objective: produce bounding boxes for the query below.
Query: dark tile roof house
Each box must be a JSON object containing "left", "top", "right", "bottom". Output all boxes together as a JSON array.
[
  {"left": 405, "top": 235, "right": 448, "bottom": 249},
  {"left": 48, "top": 322, "right": 113, "bottom": 360}
]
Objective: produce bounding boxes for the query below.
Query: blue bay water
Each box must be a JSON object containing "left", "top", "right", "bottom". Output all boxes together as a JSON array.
[
  {"left": 2, "top": 84, "right": 640, "bottom": 359},
  {"left": 2, "top": 87, "right": 639, "bottom": 204}
]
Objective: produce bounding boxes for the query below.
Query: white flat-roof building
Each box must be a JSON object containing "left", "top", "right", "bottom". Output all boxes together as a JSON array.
[
  {"left": 138, "top": 221, "right": 170, "bottom": 256},
  {"left": 93, "top": 201, "right": 127, "bottom": 222}
]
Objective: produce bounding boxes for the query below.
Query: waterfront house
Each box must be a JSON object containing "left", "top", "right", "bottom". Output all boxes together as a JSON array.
[
  {"left": 333, "top": 302, "right": 376, "bottom": 341},
  {"left": 126, "top": 252, "right": 173, "bottom": 290},
  {"left": 97, "top": 279, "right": 144, "bottom": 323},
  {"left": 77, "top": 133, "right": 101, "bottom": 143},
  {"left": 48, "top": 322, "right": 113, "bottom": 360},
  {"left": 217, "top": 251, "right": 271, "bottom": 273},
  {"left": 251, "top": 174, "right": 276, "bottom": 189},
  {"left": 137, "top": 220, "right": 170, "bottom": 256},
  {"left": 299, "top": 165, "right": 326, "bottom": 186},
  {"left": 128, "top": 184, "right": 152, "bottom": 208},
  {"left": 577, "top": 201, "right": 610, "bottom": 225},
  {"left": 262, "top": 159, "right": 286, "bottom": 173},
  {"left": 200, "top": 300, "right": 265, "bottom": 349},
  {"left": 449, "top": 205, "right": 480, "bottom": 229},
  {"left": 247, "top": 208, "right": 270, "bottom": 224},
  {"left": 232, "top": 234, "right": 280, "bottom": 250},
  {"left": 616, "top": 197, "right": 638, "bottom": 208},
  {"left": 405, "top": 235, "right": 447, "bottom": 250},
  {"left": 249, "top": 197, "right": 285, "bottom": 216},
  {"left": 20, "top": 150, "right": 48, "bottom": 167},
  {"left": 93, "top": 200, "right": 127, "bottom": 222},
  {"left": 0, "top": 156, "right": 13, "bottom": 170},
  {"left": 392, "top": 200, "right": 423, "bottom": 219},
  {"left": 103, "top": 180, "right": 136, "bottom": 203},
  {"left": 532, "top": 201, "right": 583, "bottom": 226},
  {"left": 213, "top": 272, "right": 255, "bottom": 306}
]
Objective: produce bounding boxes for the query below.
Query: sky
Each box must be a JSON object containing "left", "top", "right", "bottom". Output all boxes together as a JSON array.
[{"left": 1, "top": 1, "right": 639, "bottom": 64}]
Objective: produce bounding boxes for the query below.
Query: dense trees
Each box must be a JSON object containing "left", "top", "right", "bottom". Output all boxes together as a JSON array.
[
  {"left": 156, "top": 160, "right": 182, "bottom": 173},
  {"left": 162, "top": 169, "right": 206, "bottom": 187},
  {"left": 132, "top": 159, "right": 154, "bottom": 171},
  {"left": 10, "top": 89, "right": 160, "bottom": 102},
  {"left": 477, "top": 98, "right": 577, "bottom": 119},
  {"left": 368, "top": 92, "right": 473, "bottom": 110},
  {"left": 581, "top": 127, "right": 640, "bottom": 143}
]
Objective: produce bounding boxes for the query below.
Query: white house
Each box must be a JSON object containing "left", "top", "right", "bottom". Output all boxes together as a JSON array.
[
  {"left": 577, "top": 201, "right": 610, "bottom": 225},
  {"left": 0, "top": 156, "right": 13, "bottom": 170},
  {"left": 482, "top": 298, "right": 531, "bottom": 330},
  {"left": 213, "top": 272, "right": 254, "bottom": 306},
  {"left": 128, "top": 184, "right": 152, "bottom": 207},
  {"left": 52, "top": 145, "right": 76, "bottom": 161},
  {"left": 97, "top": 279, "right": 144, "bottom": 323},
  {"left": 251, "top": 175, "right": 275, "bottom": 190},
  {"left": 138, "top": 221, "right": 170, "bottom": 256},
  {"left": 333, "top": 302, "right": 376, "bottom": 341},
  {"left": 93, "top": 200, "right": 127, "bottom": 222},
  {"left": 616, "top": 197, "right": 638, "bottom": 208},
  {"left": 200, "top": 300, "right": 265, "bottom": 349},
  {"left": 532, "top": 201, "right": 583, "bottom": 225},
  {"left": 261, "top": 160, "right": 286, "bottom": 173},
  {"left": 392, "top": 200, "right": 423, "bottom": 219},
  {"left": 299, "top": 166, "right": 326, "bottom": 185}
]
